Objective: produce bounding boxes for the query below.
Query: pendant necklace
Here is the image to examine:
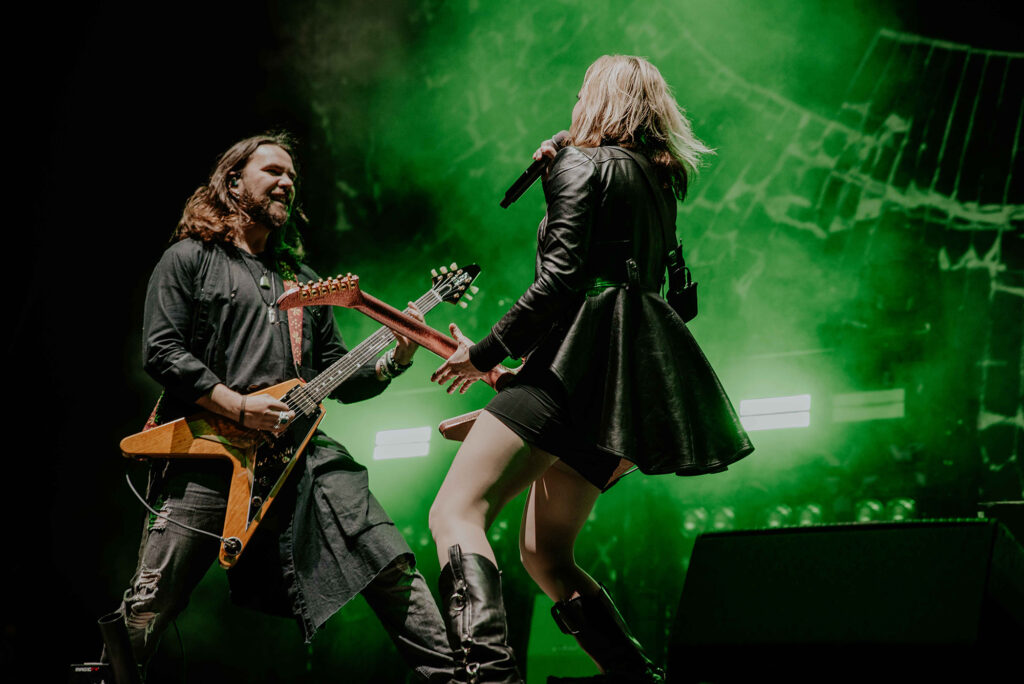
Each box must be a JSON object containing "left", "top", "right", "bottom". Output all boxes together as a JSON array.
[{"left": 240, "top": 252, "right": 279, "bottom": 325}]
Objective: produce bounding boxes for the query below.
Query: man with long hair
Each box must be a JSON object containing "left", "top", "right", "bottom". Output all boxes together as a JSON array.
[{"left": 108, "top": 132, "right": 455, "bottom": 681}]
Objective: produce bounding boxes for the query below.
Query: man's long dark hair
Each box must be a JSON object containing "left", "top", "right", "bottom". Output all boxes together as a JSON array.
[{"left": 174, "top": 132, "right": 308, "bottom": 269}]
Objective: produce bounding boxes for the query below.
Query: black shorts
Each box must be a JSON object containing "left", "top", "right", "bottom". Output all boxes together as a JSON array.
[{"left": 484, "top": 368, "right": 635, "bottom": 491}]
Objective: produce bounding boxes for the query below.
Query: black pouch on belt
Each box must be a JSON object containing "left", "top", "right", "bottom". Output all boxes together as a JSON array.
[{"left": 666, "top": 242, "right": 698, "bottom": 322}]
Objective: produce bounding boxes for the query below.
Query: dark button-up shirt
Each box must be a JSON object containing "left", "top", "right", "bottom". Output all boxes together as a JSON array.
[{"left": 142, "top": 238, "right": 410, "bottom": 640}]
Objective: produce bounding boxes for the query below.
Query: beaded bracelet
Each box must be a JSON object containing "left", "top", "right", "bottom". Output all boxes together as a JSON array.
[{"left": 385, "top": 349, "right": 412, "bottom": 377}]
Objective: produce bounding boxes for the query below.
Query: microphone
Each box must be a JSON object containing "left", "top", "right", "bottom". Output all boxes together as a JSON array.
[{"left": 499, "top": 130, "right": 570, "bottom": 208}]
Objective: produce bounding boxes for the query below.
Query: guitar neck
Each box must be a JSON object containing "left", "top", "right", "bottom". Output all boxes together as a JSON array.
[
  {"left": 294, "top": 289, "right": 446, "bottom": 407},
  {"left": 351, "top": 291, "right": 509, "bottom": 390}
]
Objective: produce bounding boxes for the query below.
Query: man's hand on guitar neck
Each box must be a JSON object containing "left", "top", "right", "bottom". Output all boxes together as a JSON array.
[
  {"left": 197, "top": 383, "right": 295, "bottom": 435},
  {"left": 393, "top": 302, "right": 425, "bottom": 366},
  {"left": 375, "top": 302, "right": 426, "bottom": 382}
]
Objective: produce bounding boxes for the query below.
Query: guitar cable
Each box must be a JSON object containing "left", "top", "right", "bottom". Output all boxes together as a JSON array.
[{"left": 124, "top": 472, "right": 242, "bottom": 554}]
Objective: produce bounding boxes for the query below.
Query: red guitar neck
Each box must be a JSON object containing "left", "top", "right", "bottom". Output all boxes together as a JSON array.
[{"left": 354, "top": 291, "right": 510, "bottom": 389}]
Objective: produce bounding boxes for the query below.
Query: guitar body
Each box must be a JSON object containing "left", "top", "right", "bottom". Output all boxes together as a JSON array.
[
  {"left": 437, "top": 409, "right": 483, "bottom": 442},
  {"left": 120, "top": 379, "right": 325, "bottom": 568}
]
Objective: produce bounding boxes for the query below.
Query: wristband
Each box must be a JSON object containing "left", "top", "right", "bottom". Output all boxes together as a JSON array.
[{"left": 385, "top": 349, "right": 412, "bottom": 377}]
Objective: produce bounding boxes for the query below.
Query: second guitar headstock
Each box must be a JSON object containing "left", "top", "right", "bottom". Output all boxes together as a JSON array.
[{"left": 430, "top": 263, "right": 481, "bottom": 308}]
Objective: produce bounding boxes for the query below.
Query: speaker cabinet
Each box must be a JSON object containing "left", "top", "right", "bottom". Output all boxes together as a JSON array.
[{"left": 668, "top": 519, "right": 1024, "bottom": 683}]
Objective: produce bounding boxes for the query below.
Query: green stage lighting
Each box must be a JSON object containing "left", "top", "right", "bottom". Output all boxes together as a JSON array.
[
  {"left": 373, "top": 426, "right": 432, "bottom": 460},
  {"left": 682, "top": 507, "right": 709, "bottom": 538},
  {"left": 885, "top": 498, "right": 917, "bottom": 521},
  {"left": 739, "top": 394, "right": 811, "bottom": 431},
  {"left": 710, "top": 506, "right": 737, "bottom": 531},
  {"left": 796, "top": 503, "right": 824, "bottom": 526},
  {"left": 763, "top": 504, "right": 794, "bottom": 528},
  {"left": 832, "top": 389, "right": 905, "bottom": 423},
  {"left": 854, "top": 499, "right": 885, "bottom": 522}
]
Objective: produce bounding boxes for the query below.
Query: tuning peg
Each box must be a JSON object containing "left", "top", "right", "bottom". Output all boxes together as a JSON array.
[
  {"left": 439, "top": 266, "right": 448, "bottom": 275},
  {"left": 464, "top": 294, "right": 473, "bottom": 301},
  {"left": 470, "top": 285, "right": 480, "bottom": 294},
  {"left": 450, "top": 262, "right": 457, "bottom": 271},
  {"left": 459, "top": 301, "right": 468, "bottom": 308}
]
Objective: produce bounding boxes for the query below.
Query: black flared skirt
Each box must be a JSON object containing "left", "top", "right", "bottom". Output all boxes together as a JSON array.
[{"left": 485, "top": 366, "right": 637, "bottom": 492}]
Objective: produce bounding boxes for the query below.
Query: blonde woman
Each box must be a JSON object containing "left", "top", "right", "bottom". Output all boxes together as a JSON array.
[{"left": 429, "top": 55, "right": 753, "bottom": 683}]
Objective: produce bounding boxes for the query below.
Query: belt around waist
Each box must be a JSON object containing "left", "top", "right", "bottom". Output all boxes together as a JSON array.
[{"left": 585, "top": 278, "right": 660, "bottom": 297}]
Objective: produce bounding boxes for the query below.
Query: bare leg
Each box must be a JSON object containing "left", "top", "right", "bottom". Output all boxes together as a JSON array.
[
  {"left": 428, "top": 410, "right": 557, "bottom": 567},
  {"left": 519, "top": 459, "right": 602, "bottom": 602},
  {"left": 430, "top": 411, "right": 554, "bottom": 683}
]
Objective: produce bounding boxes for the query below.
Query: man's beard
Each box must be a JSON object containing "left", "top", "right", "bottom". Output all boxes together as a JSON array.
[{"left": 240, "top": 189, "right": 290, "bottom": 230}]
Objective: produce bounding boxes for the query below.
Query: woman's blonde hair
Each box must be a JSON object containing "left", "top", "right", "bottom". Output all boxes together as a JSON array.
[{"left": 568, "top": 55, "right": 713, "bottom": 199}]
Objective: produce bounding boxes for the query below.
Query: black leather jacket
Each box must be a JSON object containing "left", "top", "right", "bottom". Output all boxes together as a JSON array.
[
  {"left": 472, "top": 145, "right": 672, "bottom": 368},
  {"left": 472, "top": 145, "right": 753, "bottom": 476}
]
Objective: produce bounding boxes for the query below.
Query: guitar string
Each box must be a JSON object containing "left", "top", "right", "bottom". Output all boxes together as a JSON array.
[
  {"left": 289, "top": 291, "right": 436, "bottom": 411},
  {"left": 288, "top": 288, "right": 447, "bottom": 412},
  {"left": 299, "top": 289, "right": 440, "bottom": 405}
]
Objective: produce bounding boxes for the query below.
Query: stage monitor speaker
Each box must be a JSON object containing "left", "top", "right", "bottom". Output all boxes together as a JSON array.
[{"left": 667, "top": 519, "right": 1024, "bottom": 683}]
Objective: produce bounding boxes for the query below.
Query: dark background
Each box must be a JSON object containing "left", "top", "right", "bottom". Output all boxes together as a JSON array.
[{"left": 7, "top": 1, "right": 1022, "bottom": 682}]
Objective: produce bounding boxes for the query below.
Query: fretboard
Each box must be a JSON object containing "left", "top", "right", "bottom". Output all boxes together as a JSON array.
[{"left": 282, "top": 288, "right": 445, "bottom": 416}]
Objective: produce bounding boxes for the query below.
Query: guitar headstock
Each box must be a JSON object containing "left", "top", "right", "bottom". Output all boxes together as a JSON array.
[
  {"left": 431, "top": 263, "right": 481, "bottom": 309},
  {"left": 276, "top": 273, "right": 363, "bottom": 310}
]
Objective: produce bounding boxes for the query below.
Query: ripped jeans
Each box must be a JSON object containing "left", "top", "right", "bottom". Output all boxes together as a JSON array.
[{"left": 115, "top": 466, "right": 455, "bottom": 682}]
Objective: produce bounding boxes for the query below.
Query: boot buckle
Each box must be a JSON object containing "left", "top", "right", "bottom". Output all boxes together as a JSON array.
[{"left": 451, "top": 579, "right": 467, "bottom": 612}]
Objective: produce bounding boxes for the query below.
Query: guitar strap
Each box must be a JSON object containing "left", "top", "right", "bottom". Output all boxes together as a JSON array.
[
  {"left": 284, "top": 284, "right": 304, "bottom": 374},
  {"left": 142, "top": 264, "right": 304, "bottom": 432},
  {"left": 616, "top": 146, "right": 680, "bottom": 281}
]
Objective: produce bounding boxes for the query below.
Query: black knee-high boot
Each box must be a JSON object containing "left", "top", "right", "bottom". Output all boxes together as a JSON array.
[
  {"left": 547, "top": 585, "right": 664, "bottom": 683},
  {"left": 438, "top": 544, "right": 523, "bottom": 683}
]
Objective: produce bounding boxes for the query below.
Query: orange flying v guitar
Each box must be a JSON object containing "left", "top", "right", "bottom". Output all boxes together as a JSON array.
[
  {"left": 276, "top": 269, "right": 516, "bottom": 442},
  {"left": 119, "top": 264, "right": 480, "bottom": 568}
]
